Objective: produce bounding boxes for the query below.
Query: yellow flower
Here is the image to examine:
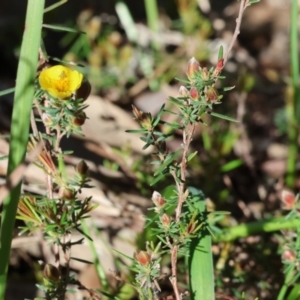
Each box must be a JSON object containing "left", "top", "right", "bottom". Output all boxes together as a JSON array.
[{"left": 39, "top": 65, "right": 83, "bottom": 99}]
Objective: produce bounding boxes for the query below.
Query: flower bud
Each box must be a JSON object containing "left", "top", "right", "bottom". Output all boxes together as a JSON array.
[
  {"left": 76, "top": 79, "right": 91, "bottom": 101},
  {"left": 42, "top": 113, "right": 54, "bottom": 126},
  {"left": 178, "top": 86, "right": 189, "bottom": 98},
  {"left": 205, "top": 86, "right": 219, "bottom": 102},
  {"left": 200, "top": 67, "right": 210, "bottom": 81},
  {"left": 281, "top": 190, "right": 296, "bottom": 210},
  {"left": 151, "top": 191, "right": 165, "bottom": 208},
  {"left": 282, "top": 249, "right": 296, "bottom": 262},
  {"left": 62, "top": 188, "right": 74, "bottom": 200},
  {"left": 189, "top": 86, "right": 199, "bottom": 101},
  {"left": 134, "top": 250, "right": 151, "bottom": 266},
  {"left": 43, "top": 264, "right": 60, "bottom": 282},
  {"left": 160, "top": 213, "right": 171, "bottom": 227},
  {"left": 76, "top": 160, "right": 89, "bottom": 176},
  {"left": 187, "top": 57, "right": 200, "bottom": 81},
  {"left": 213, "top": 58, "right": 224, "bottom": 77},
  {"left": 132, "top": 105, "right": 152, "bottom": 130},
  {"left": 72, "top": 111, "right": 87, "bottom": 126}
]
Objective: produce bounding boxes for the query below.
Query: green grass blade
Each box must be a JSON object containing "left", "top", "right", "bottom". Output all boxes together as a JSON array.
[
  {"left": 214, "top": 217, "right": 300, "bottom": 242},
  {"left": 0, "top": 87, "right": 15, "bottom": 98},
  {"left": 42, "top": 23, "right": 85, "bottom": 33},
  {"left": 188, "top": 187, "right": 214, "bottom": 300},
  {"left": 286, "top": 0, "right": 299, "bottom": 188},
  {"left": 0, "top": 1, "right": 45, "bottom": 298},
  {"left": 144, "top": 0, "right": 160, "bottom": 50},
  {"left": 44, "top": 0, "right": 67, "bottom": 13},
  {"left": 210, "top": 112, "right": 238, "bottom": 123}
]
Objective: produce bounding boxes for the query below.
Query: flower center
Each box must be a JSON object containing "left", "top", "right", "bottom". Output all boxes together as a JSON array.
[{"left": 54, "top": 71, "right": 69, "bottom": 92}]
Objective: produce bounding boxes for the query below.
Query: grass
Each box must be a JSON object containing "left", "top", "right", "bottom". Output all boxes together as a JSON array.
[{"left": 0, "top": 1, "right": 45, "bottom": 298}]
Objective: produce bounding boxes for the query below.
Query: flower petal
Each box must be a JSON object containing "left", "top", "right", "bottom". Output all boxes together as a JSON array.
[{"left": 39, "top": 65, "right": 83, "bottom": 99}]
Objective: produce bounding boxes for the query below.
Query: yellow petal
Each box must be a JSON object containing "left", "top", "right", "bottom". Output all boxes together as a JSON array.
[{"left": 39, "top": 65, "right": 83, "bottom": 99}]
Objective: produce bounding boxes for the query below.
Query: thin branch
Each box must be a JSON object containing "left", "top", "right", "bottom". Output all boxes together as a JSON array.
[
  {"left": 175, "top": 123, "right": 196, "bottom": 221},
  {"left": 30, "top": 110, "right": 39, "bottom": 138},
  {"left": 223, "top": 0, "right": 249, "bottom": 65}
]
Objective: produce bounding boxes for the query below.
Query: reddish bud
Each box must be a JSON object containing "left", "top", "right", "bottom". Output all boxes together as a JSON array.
[
  {"left": 62, "top": 188, "right": 74, "bottom": 200},
  {"left": 161, "top": 213, "right": 171, "bottom": 227},
  {"left": 282, "top": 249, "right": 296, "bottom": 262},
  {"left": 151, "top": 191, "right": 165, "bottom": 208},
  {"left": 72, "top": 111, "right": 87, "bottom": 126},
  {"left": 205, "top": 86, "right": 219, "bottom": 102},
  {"left": 134, "top": 250, "right": 151, "bottom": 266},
  {"left": 187, "top": 57, "right": 200, "bottom": 81},
  {"left": 178, "top": 86, "right": 189, "bottom": 98},
  {"left": 281, "top": 190, "right": 296, "bottom": 210},
  {"left": 213, "top": 58, "right": 224, "bottom": 77},
  {"left": 189, "top": 86, "right": 199, "bottom": 100},
  {"left": 43, "top": 264, "right": 60, "bottom": 282}
]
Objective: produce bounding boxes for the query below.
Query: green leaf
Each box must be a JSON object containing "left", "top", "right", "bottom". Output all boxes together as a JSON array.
[
  {"left": 150, "top": 172, "right": 166, "bottom": 186},
  {"left": 125, "top": 129, "right": 148, "bottom": 134},
  {"left": 142, "top": 142, "right": 152, "bottom": 150},
  {"left": 152, "top": 104, "right": 165, "bottom": 127},
  {"left": 188, "top": 187, "right": 214, "bottom": 300},
  {"left": 218, "top": 45, "right": 223, "bottom": 60},
  {"left": 113, "top": 249, "right": 134, "bottom": 262},
  {"left": 154, "top": 150, "right": 182, "bottom": 176},
  {"left": 210, "top": 112, "right": 239, "bottom": 123},
  {"left": 163, "top": 108, "right": 180, "bottom": 115},
  {"left": 223, "top": 86, "right": 235, "bottom": 91},
  {"left": 44, "top": 0, "right": 67, "bottom": 13},
  {"left": 286, "top": 283, "right": 300, "bottom": 300},
  {"left": 160, "top": 121, "right": 182, "bottom": 129},
  {"left": 150, "top": 160, "right": 161, "bottom": 165},
  {"left": 221, "top": 159, "right": 243, "bottom": 172},
  {"left": 187, "top": 151, "right": 198, "bottom": 162},
  {"left": 75, "top": 226, "right": 93, "bottom": 241},
  {"left": 42, "top": 23, "right": 85, "bottom": 34},
  {"left": 169, "top": 96, "right": 185, "bottom": 105},
  {"left": 248, "top": 0, "right": 260, "bottom": 5},
  {"left": 0, "top": 155, "right": 8, "bottom": 161},
  {"left": 0, "top": 87, "right": 15, "bottom": 98}
]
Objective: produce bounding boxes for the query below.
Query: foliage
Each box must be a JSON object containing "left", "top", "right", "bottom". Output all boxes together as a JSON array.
[{"left": 5, "top": 0, "right": 300, "bottom": 299}]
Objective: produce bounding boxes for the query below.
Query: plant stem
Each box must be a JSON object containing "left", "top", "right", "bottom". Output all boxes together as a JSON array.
[
  {"left": 0, "top": 1, "right": 45, "bottom": 298},
  {"left": 175, "top": 123, "right": 195, "bottom": 221},
  {"left": 223, "top": 0, "right": 248, "bottom": 65},
  {"left": 214, "top": 217, "right": 300, "bottom": 242}
]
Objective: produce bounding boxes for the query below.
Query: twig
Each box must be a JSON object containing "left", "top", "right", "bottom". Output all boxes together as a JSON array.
[
  {"left": 175, "top": 123, "right": 196, "bottom": 221},
  {"left": 30, "top": 110, "right": 39, "bottom": 138},
  {"left": 223, "top": 0, "right": 249, "bottom": 66}
]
